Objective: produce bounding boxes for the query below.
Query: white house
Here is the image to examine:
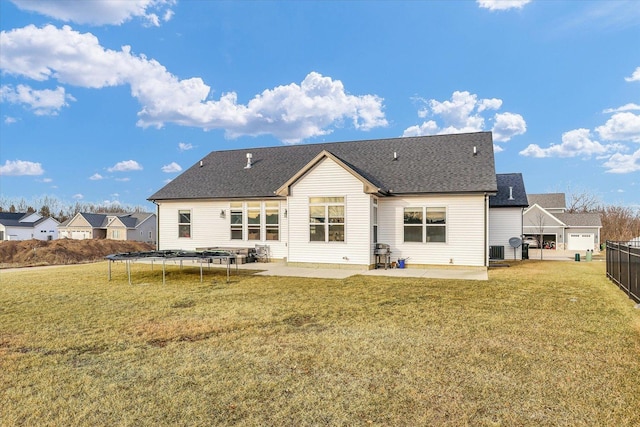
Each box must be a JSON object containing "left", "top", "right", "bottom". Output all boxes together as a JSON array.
[
  {"left": 0, "top": 212, "right": 59, "bottom": 241},
  {"left": 488, "top": 173, "right": 528, "bottom": 260},
  {"left": 149, "top": 132, "right": 503, "bottom": 269},
  {"left": 523, "top": 193, "right": 602, "bottom": 251}
]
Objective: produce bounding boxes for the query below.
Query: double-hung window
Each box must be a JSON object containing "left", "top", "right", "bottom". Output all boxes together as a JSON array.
[
  {"left": 265, "top": 202, "right": 279, "bottom": 241},
  {"left": 403, "top": 207, "right": 446, "bottom": 243},
  {"left": 309, "top": 197, "right": 345, "bottom": 242},
  {"left": 230, "top": 203, "right": 243, "bottom": 240},
  {"left": 178, "top": 210, "right": 191, "bottom": 238},
  {"left": 247, "top": 202, "right": 261, "bottom": 241}
]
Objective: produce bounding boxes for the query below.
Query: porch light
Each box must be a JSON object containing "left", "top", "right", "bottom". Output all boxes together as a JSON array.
[
  {"left": 220, "top": 209, "right": 226, "bottom": 219},
  {"left": 284, "top": 209, "right": 287, "bottom": 218}
]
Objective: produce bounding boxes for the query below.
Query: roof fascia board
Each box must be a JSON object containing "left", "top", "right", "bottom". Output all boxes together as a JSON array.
[
  {"left": 275, "top": 150, "right": 383, "bottom": 196},
  {"left": 524, "top": 204, "right": 566, "bottom": 226}
]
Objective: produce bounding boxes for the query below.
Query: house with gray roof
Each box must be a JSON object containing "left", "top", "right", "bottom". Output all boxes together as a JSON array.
[
  {"left": 0, "top": 212, "right": 59, "bottom": 241},
  {"left": 58, "top": 212, "right": 156, "bottom": 244},
  {"left": 149, "top": 132, "right": 505, "bottom": 268},
  {"left": 523, "top": 193, "right": 602, "bottom": 251},
  {"left": 488, "top": 173, "right": 529, "bottom": 260}
]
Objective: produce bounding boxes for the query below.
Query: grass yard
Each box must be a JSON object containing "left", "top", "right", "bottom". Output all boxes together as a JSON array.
[{"left": 1, "top": 260, "right": 639, "bottom": 426}]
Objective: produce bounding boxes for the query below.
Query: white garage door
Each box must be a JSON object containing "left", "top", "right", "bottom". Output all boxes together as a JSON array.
[
  {"left": 71, "top": 231, "right": 87, "bottom": 240},
  {"left": 568, "top": 233, "right": 594, "bottom": 251}
]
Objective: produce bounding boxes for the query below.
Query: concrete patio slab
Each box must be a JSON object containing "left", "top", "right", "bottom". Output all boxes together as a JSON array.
[{"left": 242, "top": 262, "right": 488, "bottom": 281}]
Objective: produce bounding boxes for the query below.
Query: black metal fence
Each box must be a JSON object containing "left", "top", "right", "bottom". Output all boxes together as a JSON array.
[{"left": 606, "top": 241, "right": 640, "bottom": 304}]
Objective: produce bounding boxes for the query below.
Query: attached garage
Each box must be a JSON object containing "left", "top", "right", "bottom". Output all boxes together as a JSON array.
[{"left": 567, "top": 233, "right": 594, "bottom": 251}]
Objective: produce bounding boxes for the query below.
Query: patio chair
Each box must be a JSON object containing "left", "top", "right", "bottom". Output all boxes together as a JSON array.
[{"left": 255, "top": 244, "right": 270, "bottom": 263}]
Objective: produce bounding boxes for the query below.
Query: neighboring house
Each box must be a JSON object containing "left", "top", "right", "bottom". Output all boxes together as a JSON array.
[
  {"left": 523, "top": 193, "right": 602, "bottom": 251},
  {"left": 488, "top": 173, "right": 528, "bottom": 260},
  {"left": 58, "top": 212, "right": 156, "bottom": 244},
  {"left": 0, "top": 212, "right": 59, "bottom": 241},
  {"left": 149, "top": 132, "right": 501, "bottom": 268}
]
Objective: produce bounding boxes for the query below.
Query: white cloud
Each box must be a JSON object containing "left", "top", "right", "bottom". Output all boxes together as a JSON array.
[
  {"left": 89, "top": 173, "right": 104, "bottom": 180},
  {"left": 519, "top": 128, "right": 617, "bottom": 158},
  {"left": 0, "top": 25, "right": 387, "bottom": 143},
  {"left": 107, "top": 160, "right": 142, "bottom": 172},
  {"left": 403, "top": 91, "right": 526, "bottom": 142},
  {"left": 492, "top": 112, "right": 527, "bottom": 142},
  {"left": 4, "top": 116, "right": 17, "bottom": 124},
  {"left": 0, "top": 159, "right": 44, "bottom": 176},
  {"left": 178, "top": 142, "right": 193, "bottom": 151},
  {"left": 10, "top": 0, "right": 175, "bottom": 27},
  {"left": 477, "top": 0, "right": 531, "bottom": 11},
  {"left": 41, "top": 178, "right": 52, "bottom": 183},
  {"left": 493, "top": 144, "right": 504, "bottom": 153},
  {"left": 72, "top": 193, "right": 84, "bottom": 200},
  {"left": 595, "top": 112, "right": 640, "bottom": 143},
  {"left": 624, "top": 66, "right": 640, "bottom": 82},
  {"left": 115, "top": 177, "right": 130, "bottom": 182},
  {"left": 161, "top": 162, "right": 182, "bottom": 173},
  {"left": 603, "top": 103, "right": 640, "bottom": 113},
  {"left": 0, "top": 84, "right": 74, "bottom": 115},
  {"left": 603, "top": 149, "right": 640, "bottom": 174}
]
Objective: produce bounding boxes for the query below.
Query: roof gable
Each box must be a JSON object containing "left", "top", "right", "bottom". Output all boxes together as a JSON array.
[
  {"left": 554, "top": 213, "right": 602, "bottom": 228},
  {"left": 149, "top": 132, "right": 498, "bottom": 201},
  {"left": 524, "top": 204, "right": 565, "bottom": 226},
  {"left": 275, "top": 150, "right": 381, "bottom": 196}
]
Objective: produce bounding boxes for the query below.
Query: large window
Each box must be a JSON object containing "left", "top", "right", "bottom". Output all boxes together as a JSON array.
[
  {"left": 403, "top": 207, "right": 446, "bottom": 243},
  {"left": 178, "top": 210, "right": 191, "bottom": 238},
  {"left": 310, "top": 197, "right": 345, "bottom": 242},
  {"left": 230, "top": 201, "right": 280, "bottom": 241}
]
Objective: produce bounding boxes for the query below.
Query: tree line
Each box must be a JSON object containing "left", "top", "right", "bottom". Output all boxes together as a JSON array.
[{"left": 0, "top": 196, "right": 151, "bottom": 224}]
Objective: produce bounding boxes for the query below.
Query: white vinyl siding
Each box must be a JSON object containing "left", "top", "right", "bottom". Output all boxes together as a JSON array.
[
  {"left": 288, "top": 158, "right": 370, "bottom": 266},
  {"left": 156, "top": 200, "right": 287, "bottom": 259},
  {"left": 489, "top": 207, "right": 523, "bottom": 260},
  {"left": 378, "top": 194, "right": 486, "bottom": 267}
]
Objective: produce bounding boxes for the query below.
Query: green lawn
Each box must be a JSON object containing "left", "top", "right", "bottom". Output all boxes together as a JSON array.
[{"left": 1, "top": 261, "right": 639, "bottom": 426}]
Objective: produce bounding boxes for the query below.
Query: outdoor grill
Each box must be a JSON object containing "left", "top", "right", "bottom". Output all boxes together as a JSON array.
[{"left": 374, "top": 243, "right": 391, "bottom": 269}]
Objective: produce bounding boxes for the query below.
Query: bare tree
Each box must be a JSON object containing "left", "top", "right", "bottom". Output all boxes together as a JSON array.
[{"left": 567, "top": 190, "right": 601, "bottom": 213}]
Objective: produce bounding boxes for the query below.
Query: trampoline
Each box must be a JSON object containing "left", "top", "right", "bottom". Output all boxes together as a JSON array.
[{"left": 105, "top": 250, "right": 237, "bottom": 284}]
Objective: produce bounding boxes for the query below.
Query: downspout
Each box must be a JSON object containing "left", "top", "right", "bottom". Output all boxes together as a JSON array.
[
  {"left": 484, "top": 193, "right": 488, "bottom": 267},
  {"left": 153, "top": 201, "right": 159, "bottom": 250}
]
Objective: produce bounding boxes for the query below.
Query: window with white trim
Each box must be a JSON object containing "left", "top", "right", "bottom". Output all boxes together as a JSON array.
[
  {"left": 373, "top": 198, "right": 378, "bottom": 244},
  {"left": 309, "top": 197, "right": 345, "bottom": 242},
  {"left": 247, "top": 202, "right": 261, "bottom": 241},
  {"left": 230, "top": 201, "right": 280, "bottom": 241},
  {"left": 265, "top": 201, "right": 279, "bottom": 241},
  {"left": 230, "top": 202, "right": 243, "bottom": 240},
  {"left": 178, "top": 210, "right": 191, "bottom": 238},
  {"left": 403, "top": 206, "right": 446, "bottom": 243}
]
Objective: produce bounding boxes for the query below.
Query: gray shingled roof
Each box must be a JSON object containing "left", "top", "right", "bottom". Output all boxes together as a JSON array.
[
  {"left": 527, "top": 193, "right": 566, "bottom": 209},
  {"left": 0, "top": 212, "right": 53, "bottom": 228},
  {"left": 554, "top": 213, "right": 602, "bottom": 227},
  {"left": 72, "top": 212, "right": 153, "bottom": 229},
  {"left": 149, "top": 132, "right": 497, "bottom": 200},
  {"left": 489, "top": 173, "right": 528, "bottom": 208}
]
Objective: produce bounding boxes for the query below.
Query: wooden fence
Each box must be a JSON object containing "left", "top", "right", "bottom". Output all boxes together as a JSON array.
[{"left": 606, "top": 241, "right": 640, "bottom": 304}]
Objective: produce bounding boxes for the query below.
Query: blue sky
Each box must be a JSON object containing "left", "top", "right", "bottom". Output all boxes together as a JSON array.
[{"left": 1, "top": 0, "right": 639, "bottom": 211}]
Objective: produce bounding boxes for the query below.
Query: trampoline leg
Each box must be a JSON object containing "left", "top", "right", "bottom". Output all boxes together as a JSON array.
[
  {"left": 127, "top": 260, "right": 132, "bottom": 285},
  {"left": 163, "top": 260, "right": 166, "bottom": 285}
]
